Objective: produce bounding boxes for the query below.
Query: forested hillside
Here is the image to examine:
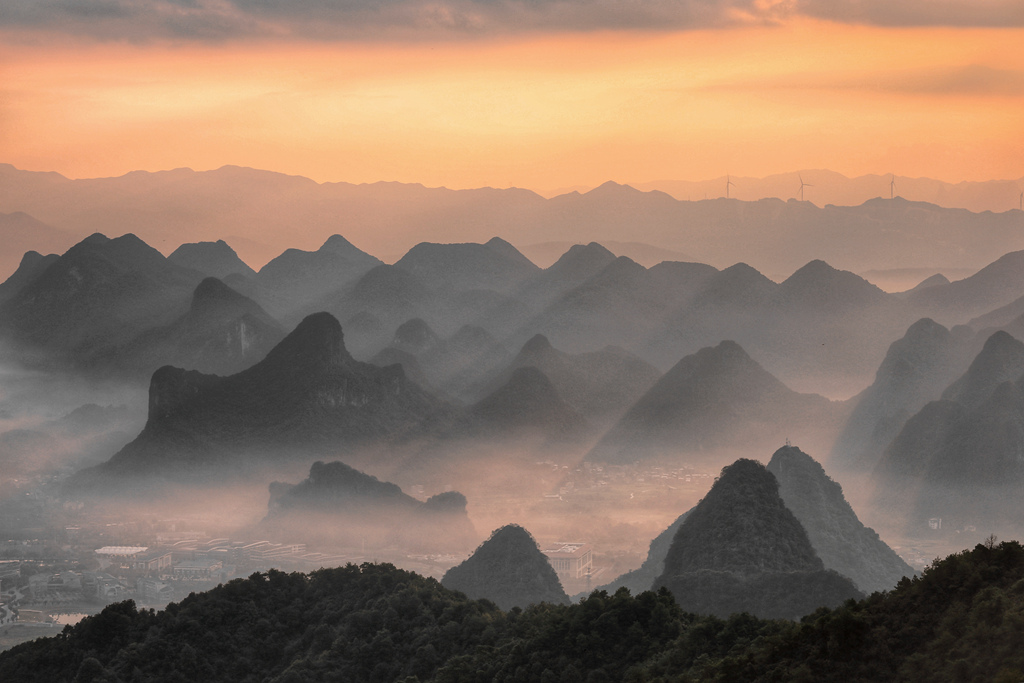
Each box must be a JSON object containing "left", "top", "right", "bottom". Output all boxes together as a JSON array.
[{"left": 4, "top": 540, "right": 1024, "bottom": 682}]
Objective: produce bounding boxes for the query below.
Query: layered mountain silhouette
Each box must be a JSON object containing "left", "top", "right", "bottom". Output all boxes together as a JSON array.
[
  {"left": 252, "top": 234, "right": 382, "bottom": 322},
  {"left": 0, "top": 250, "right": 59, "bottom": 305},
  {"left": 654, "top": 459, "right": 862, "bottom": 619},
  {"left": 468, "top": 366, "right": 588, "bottom": 440},
  {"left": 831, "top": 318, "right": 973, "bottom": 472},
  {"left": 168, "top": 239, "right": 256, "bottom": 280},
  {"left": 908, "top": 250, "right": 1024, "bottom": 322},
  {"left": 441, "top": 524, "right": 569, "bottom": 610},
  {"left": 3, "top": 164, "right": 1022, "bottom": 278},
  {"left": 587, "top": 340, "right": 838, "bottom": 462},
  {"left": 370, "top": 319, "right": 512, "bottom": 400},
  {"left": 474, "top": 333, "right": 659, "bottom": 423},
  {"left": 0, "top": 210, "right": 72, "bottom": 281},
  {"left": 0, "top": 233, "right": 204, "bottom": 365},
  {"left": 766, "top": 446, "right": 913, "bottom": 594},
  {"left": 393, "top": 237, "right": 538, "bottom": 294},
  {"left": 68, "top": 312, "right": 451, "bottom": 487},
  {"left": 259, "top": 460, "right": 475, "bottom": 552},
  {"left": 103, "top": 277, "right": 286, "bottom": 378},
  {"left": 872, "top": 330, "right": 1024, "bottom": 532}
]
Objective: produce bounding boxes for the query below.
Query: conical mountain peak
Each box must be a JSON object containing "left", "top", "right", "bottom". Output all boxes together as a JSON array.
[
  {"left": 659, "top": 458, "right": 822, "bottom": 576},
  {"left": 262, "top": 312, "right": 351, "bottom": 369},
  {"left": 190, "top": 277, "right": 249, "bottom": 312},
  {"left": 942, "top": 330, "right": 1024, "bottom": 409},
  {"left": 521, "top": 333, "right": 554, "bottom": 356},
  {"left": 441, "top": 524, "right": 569, "bottom": 610}
]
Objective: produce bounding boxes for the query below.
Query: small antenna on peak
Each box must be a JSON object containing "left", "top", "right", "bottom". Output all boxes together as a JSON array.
[{"left": 785, "top": 437, "right": 791, "bottom": 447}]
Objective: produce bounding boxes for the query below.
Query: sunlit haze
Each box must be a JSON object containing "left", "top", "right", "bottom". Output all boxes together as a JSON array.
[{"left": 2, "top": 17, "right": 1023, "bottom": 190}]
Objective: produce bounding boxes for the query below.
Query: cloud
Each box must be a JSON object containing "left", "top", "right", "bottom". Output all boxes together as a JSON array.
[
  {"left": 703, "top": 64, "right": 1024, "bottom": 98},
  {"left": 0, "top": 0, "right": 780, "bottom": 42},
  {"left": 795, "top": 0, "right": 1024, "bottom": 28},
  {"left": 0, "top": 0, "right": 1021, "bottom": 42}
]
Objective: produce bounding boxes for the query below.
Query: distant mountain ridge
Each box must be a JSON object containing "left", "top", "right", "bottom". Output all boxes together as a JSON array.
[{"left": 1, "top": 163, "right": 1020, "bottom": 279}]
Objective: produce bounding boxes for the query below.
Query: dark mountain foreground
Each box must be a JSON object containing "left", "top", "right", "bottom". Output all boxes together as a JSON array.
[
  {"left": 5, "top": 540, "right": 1024, "bottom": 682},
  {"left": 766, "top": 445, "right": 914, "bottom": 594},
  {"left": 655, "top": 459, "right": 862, "bottom": 619},
  {"left": 441, "top": 524, "right": 570, "bottom": 610},
  {"left": 258, "top": 460, "right": 476, "bottom": 553}
]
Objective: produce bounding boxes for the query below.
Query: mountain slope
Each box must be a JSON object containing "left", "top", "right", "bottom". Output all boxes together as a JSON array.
[
  {"left": 68, "top": 312, "right": 450, "bottom": 487},
  {"left": 654, "top": 458, "right": 862, "bottom": 619},
  {"left": 587, "top": 340, "right": 837, "bottom": 462},
  {"left": 830, "top": 318, "right": 973, "bottom": 472},
  {"left": 767, "top": 445, "right": 914, "bottom": 593},
  {"left": 441, "top": 524, "right": 569, "bottom": 610},
  {"left": 259, "top": 460, "right": 475, "bottom": 551}
]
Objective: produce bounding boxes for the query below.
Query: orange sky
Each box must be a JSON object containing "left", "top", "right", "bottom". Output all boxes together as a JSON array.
[{"left": 2, "top": 19, "right": 1023, "bottom": 191}]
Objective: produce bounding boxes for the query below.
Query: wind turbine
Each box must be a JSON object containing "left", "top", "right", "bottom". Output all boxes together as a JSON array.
[
  {"left": 799, "top": 175, "right": 813, "bottom": 202},
  {"left": 890, "top": 174, "right": 896, "bottom": 200},
  {"left": 726, "top": 174, "right": 736, "bottom": 199}
]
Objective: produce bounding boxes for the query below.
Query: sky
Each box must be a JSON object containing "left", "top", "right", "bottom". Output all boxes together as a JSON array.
[{"left": 1, "top": 0, "right": 1023, "bottom": 191}]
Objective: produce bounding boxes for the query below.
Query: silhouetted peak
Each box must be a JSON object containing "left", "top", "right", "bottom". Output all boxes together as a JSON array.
[
  {"left": 780, "top": 258, "right": 885, "bottom": 306},
  {"left": 190, "top": 277, "right": 246, "bottom": 311},
  {"left": 908, "top": 273, "right": 951, "bottom": 292},
  {"left": 318, "top": 234, "right": 369, "bottom": 256},
  {"left": 16, "top": 250, "right": 45, "bottom": 269},
  {"left": 766, "top": 444, "right": 820, "bottom": 474},
  {"left": 423, "top": 490, "right": 468, "bottom": 514},
  {"left": 80, "top": 233, "right": 111, "bottom": 246},
  {"left": 393, "top": 318, "right": 438, "bottom": 351},
  {"left": 481, "top": 524, "right": 538, "bottom": 550},
  {"left": 904, "top": 317, "right": 949, "bottom": 340},
  {"left": 521, "top": 333, "right": 554, "bottom": 355},
  {"left": 263, "top": 312, "right": 350, "bottom": 369},
  {"left": 942, "top": 330, "right": 1024, "bottom": 408},
  {"left": 559, "top": 242, "right": 615, "bottom": 264},
  {"left": 660, "top": 458, "right": 823, "bottom": 576},
  {"left": 981, "top": 330, "right": 1023, "bottom": 356},
  {"left": 585, "top": 180, "right": 644, "bottom": 198}
]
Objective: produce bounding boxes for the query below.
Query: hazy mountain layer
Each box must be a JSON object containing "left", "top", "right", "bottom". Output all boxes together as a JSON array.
[
  {"left": 872, "top": 331, "right": 1024, "bottom": 533},
  {"left": 767, "top": 445, "right": 914, "bottom": 594},
  {"left": 2, "top": 163, "right": 1021, "bottom": 281},
  {"left": 259, "top": 460, "right": 476, "bottom": 552},
  {"left": 473, "top": 333, "right": 660, "bottom": 422},
  {"left": 68, "top": 312, "right": 451, "bottom": 488},
  {"left": 587, "top": 340, "right": 839, "bottom": 462},
  {"left": 0, "top": 233, "right": 204, "bottom": 365},
  {"left": 831, "top": 318, "right": 974, "bottom": 472}
]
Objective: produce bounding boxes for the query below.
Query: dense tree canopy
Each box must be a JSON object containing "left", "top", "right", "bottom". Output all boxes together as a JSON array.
[{"left": 3, "top": 540, "right": 1024, "bottom": 682}]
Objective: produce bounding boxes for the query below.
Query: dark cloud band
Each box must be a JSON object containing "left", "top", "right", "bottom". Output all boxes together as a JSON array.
[{"left": 0, "top": 0, "right": 1021, "bottom": 42}]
